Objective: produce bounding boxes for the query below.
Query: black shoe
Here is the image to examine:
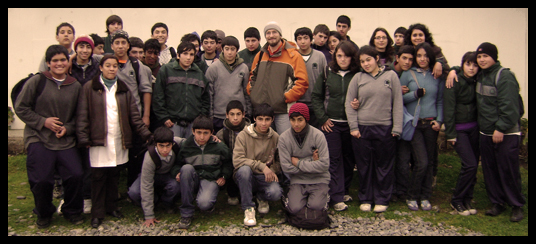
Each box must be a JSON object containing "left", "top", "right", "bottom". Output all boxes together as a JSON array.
[
  {"left": 107, "top": 210, "right": 124, "bottom": 219},
  {"left": 510, "top": 207, "right": 524, "bottom": 222},
  {"left": 64, "top": 214, "right": 85, "bottom": 225},
  {"left": 91, "top": 218, "right": 102, "bottom": 228},
  {"left": 450, "top": 202, "right": 470, "bottom": 216},
  {"left": 178, "top": 217, "right": 192, "bottom": 229},
  {"left": 485, "top": 204, "right": 506, "bottom": 216},
  {"left": 463, "top": 199, "right": 477, "bottom": 215},
  {"left": 36, "top": 217, "right": 52, "bottom": 229}
]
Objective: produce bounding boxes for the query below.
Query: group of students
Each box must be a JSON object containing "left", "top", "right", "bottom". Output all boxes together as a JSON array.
[{"left": 13, "top": 13, "right": 525, "bottom": 232}]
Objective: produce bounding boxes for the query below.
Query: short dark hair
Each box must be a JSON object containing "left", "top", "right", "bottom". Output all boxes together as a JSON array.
[
  {"left": 329, "top": 31, "right": 342, "bottom": 41},
  {"left": 413, "top": 42, "right": 436, "bottom": 68},
  {"left": 177, "top": 42, "right": 196, "bottom": 55},
  {"left": 56, "top": 22, "right": 75, "bottom": 36},
  {"left": 221, "top": 36, "right": 240, "bottom": 50},
  {"left": 201, "top": 30, "right": 218, "bottom": 42},
  {"left": 336, "top": 15, "right": 352, "bottom": 27},
  {"left": 192, "top": 115, "right": 214, "bottom": 132},
  {"left": 357, "top": 45, "right": 379, "bottom": 67},
  {"left": 226, "top": 100, "right": 245, "bottom": 114},
  {"left": 180, "top": 33, "right": 201, "bottom": 45},
  {"left": 397, "top": 45, "right": 415, "bottom": 57},
  {"left": 394, "top": 27, "right": 407, "bottom": 35},
  {"left": 153, "top": 126, "right": 174, "bottom": 144},
  {"left": 151, "top": 22, "right": 169, "bottom": 35},
  {"left": 313, "top": 24, "right": 330, "bottom": 36},
  {"left": 45, "top": 45, "right": 69, "bottom": 63},
  {"left": 243, "top": 27, "right": 260, "bottom": 40},
  {"left": 253, "top": 103, "right": 274, "bottom": 119},
  {"left": 129, "top": 37, "right": 144, "bottom": 49},
  {"left": 105, "top": 15, "right": 123, "bottom": 34},
  {"left": 90, "top": 33, "right": 104, "bottom": 46},
  {"left": 99, "top": 54, "right": 119, "bottom": 67},
  {"left": 144, "top": 38, "right": 161, "bottom": 54},
  {"left": 294, "top": 27, "right": 313, "bottom": 42}
]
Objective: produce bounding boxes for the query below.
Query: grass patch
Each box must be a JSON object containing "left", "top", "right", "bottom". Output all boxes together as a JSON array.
[{"left": 7, "top": 151, "right": 528, "bottom": 236}]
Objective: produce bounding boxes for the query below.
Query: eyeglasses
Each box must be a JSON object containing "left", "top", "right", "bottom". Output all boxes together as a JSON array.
[{"left": 375, "top": 36, "right": 387, "bottom": 40}]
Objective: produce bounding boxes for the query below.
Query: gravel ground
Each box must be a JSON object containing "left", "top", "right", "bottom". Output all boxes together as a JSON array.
[{"left": 9, "top": 210, "right": 483, "bottom": 236}]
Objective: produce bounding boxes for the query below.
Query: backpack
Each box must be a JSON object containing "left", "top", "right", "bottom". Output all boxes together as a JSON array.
[
  {"left": 285, "top": 206, "right": 332, "bottom": 230},
  {"left": 137, "top": 143, "right": 181, "bottom": 170},
  {"left": 11, "top": 73, "right": 47, "bottom": 108},
  {"left": 495, "top": 68, "right": 525, "bottom": 117}
]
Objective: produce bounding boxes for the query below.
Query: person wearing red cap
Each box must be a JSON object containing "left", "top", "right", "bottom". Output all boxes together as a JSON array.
[
  {"left": 279, "top": 103, "right": 330, "bottom": 218},
  {"left": 71, "top": 35, "right": 101, "bottom": 86}
]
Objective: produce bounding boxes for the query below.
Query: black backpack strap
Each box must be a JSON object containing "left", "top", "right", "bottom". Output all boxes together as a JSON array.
[{"left": 147, "top": 145, "right": 162, "bottom": 170}]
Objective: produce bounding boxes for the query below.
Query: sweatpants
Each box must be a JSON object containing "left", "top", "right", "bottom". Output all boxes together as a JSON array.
[
  {"left": 26, "top": 142, "right": 83, "bottom": 219},
  {"left": 480, "top": 134, "right": 525, "bottom": 207},
  {"left": 323, "top": 121, "right": 354, "bottom": 204},
  {"left": 286, "top": 183, "right": 329, "bottom": 215},
  {"left": 351, "top": 125, "right": 396, "bottom": 206},
  {"left": 451, "top": 125, "right": 480, "bottom": 205}
]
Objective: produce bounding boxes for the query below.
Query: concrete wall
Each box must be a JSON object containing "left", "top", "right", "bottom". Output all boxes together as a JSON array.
[{"left": 8, "top": 8, "right": 528, "bottom": 129}]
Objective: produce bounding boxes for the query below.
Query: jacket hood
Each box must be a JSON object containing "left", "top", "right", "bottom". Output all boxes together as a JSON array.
[
  {"left": 42, "top": 71, "right": 77, "bottom": 86},
  {"left": 243, "top": 123, "right": 276, "bottom": 139}
]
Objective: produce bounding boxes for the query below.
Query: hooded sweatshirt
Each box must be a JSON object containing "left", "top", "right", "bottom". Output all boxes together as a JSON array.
[{"left": 233, "top": 123, "right": 281, "bottom": 177}]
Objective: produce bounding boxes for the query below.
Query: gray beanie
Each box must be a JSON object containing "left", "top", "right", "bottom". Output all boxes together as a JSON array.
[{"left": 264, "top": 21, "right": 282, "bottom": 36}]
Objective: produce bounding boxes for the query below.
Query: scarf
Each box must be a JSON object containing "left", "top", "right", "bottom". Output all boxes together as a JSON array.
[{"left": 101, "top": 75, "right": 118, "bottom": 91}]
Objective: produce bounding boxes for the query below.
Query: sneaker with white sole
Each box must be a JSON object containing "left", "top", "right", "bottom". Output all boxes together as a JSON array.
[
  {"left": 421, "top": 200, "right": 432, "bottom": 211},
  {"left": 333, "top": 202, "right": 348, "bottom": 211},
  {"left": 257, "top": 198, "right": 269, "bottom": 214},
  {"left": 407, "top": 200, "right": 419, "bottom": 211},
  {"left": 450, "top": 202, "right": 470, "bottom": 216},
  {"left": 360, "top": 203, "right": 372, "bottom": 212},
  {"left": 373, "top": 205, "right": 388, "bottom": 213},
  {"left": 244, "top": 207, "right": 257, "bottom": 227},
  {"left": 343, "top": 195, "right": 353, "bottom": 202}
]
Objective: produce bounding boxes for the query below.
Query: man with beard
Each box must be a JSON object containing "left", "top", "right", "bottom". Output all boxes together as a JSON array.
[{"left": 247, "top": 21, "right": 309, "bottom": 135}]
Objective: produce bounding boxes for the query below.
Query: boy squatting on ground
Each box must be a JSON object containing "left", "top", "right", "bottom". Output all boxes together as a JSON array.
[{"left": 170, "top": 115, "right": 232, "bottom": 229}]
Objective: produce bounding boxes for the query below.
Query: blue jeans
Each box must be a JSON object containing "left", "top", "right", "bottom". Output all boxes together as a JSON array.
[
  {"left": 128, "top": 173, "right": 180, "bottom": 208},
  {"left": 234, "top": 166, "right": 283, "bottom": 210},
  {"left": 179, "top": 165, "right": 219, "bottom": 217}
]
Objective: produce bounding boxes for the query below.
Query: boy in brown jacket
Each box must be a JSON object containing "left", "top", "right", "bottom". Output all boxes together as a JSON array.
[{"left": 233, "top": 103, "right": 283, "bottom": 227}]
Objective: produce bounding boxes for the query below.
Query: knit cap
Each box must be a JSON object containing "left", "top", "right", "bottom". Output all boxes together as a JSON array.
[
  {"left": 288, "top": 103, "right": 310, "bottom": 122},
  {"left": 476, "top": 42, "right": 498, "bottom": 62},
  {"left": 74, "top": 35, "right": 95, "bottom": 50},
  {"left": 264, "top": 21, "right": 282, "bottom": 36},
  {"left": 111, "top": 30, "right": 129, "bottom": 43}
]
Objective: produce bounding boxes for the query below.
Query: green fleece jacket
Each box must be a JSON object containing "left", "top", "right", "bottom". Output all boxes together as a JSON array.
[
  {"left": 152, "top": 59, "right": 210, "bottom": 123},
  {"left": 476, "top": 62, "right": 521, "bottom": 135},
  {"left": 171, "top": 135, "right": 232, "bottom": 182},
  {"left": 443, "top": 72, "right": 478, "bottom": 140}
]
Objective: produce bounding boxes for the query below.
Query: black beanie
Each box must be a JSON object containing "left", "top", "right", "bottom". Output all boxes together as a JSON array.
[{"left": 476, "top": 42, "right": 498, "bottom": 62}]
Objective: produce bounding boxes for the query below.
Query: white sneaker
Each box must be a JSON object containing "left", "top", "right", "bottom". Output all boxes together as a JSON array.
[
  {"left": 333, "top": 202, "right": 348, "bottom": 211},
  {"left": 83, "top": 199, "right": 92, "bottom": 214},
  {"left": 257, "top": 198, "right": 269, "bottom": 214},
  {"left": 360, "top": 203, "right": 372, "bottom": 212},
  {"left": 373, "top": 205, "right": 388, "bottom": 213},
  {"left": 228, "top": 197, "right": 239, "bottom": 206},
  {"left": 244, "top": 208, "right": 257, "bottom": 227}
]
